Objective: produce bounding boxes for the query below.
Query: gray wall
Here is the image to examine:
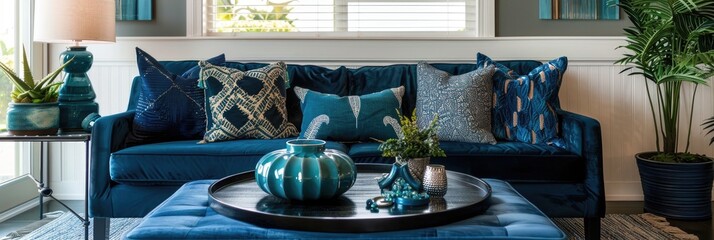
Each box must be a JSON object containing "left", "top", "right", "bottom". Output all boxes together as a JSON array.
[
  {"left": 116, "top": 0, "right": 186, "bottom": 37},
  {"left": 115, "top": 0, "right": 630, "bottom": 37},
  {"left": 496, "top": 0, "right": 631, "bottom": 36}
]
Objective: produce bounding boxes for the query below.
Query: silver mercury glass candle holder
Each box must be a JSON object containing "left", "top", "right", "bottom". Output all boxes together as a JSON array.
[{"left": 422, "top": 164, "right": 447, "bottom": 197}]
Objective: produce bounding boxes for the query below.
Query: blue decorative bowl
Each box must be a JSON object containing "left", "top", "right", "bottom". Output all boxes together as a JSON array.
[{"left": 255, "top": 139, "right": 357, "bottom": 201}]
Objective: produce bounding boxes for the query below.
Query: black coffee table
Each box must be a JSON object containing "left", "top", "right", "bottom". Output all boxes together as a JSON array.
[{"left": 208, "top": 164, "right": 492, "bottom": 232}]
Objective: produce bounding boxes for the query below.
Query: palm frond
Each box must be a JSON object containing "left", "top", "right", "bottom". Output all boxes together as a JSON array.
[{"left": 703, "top": 115, "right": 714, "bottom": 145}]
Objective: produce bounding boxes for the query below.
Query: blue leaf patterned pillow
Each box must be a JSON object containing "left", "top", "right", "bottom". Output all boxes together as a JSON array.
[
  {"left": 128, "top": 48, "right": 225, "bottom": 145},
  {"left": 198, "top": 61, "right": 299, "bottom": 143},
  {"left": 476, "top": 53, "right": 567, "bottom": 146},
  {"left": 295, "top": 86, "right": 405, "bottom": 141}
]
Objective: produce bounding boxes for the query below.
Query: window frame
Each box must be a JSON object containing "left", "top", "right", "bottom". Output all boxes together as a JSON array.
[{"left": 188, "top": 0, "right": 494, "bottom": 38}]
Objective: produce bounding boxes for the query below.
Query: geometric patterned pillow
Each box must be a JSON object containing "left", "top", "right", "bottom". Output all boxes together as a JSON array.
[
  {"left": 294, "top": 86, "right": 405, "bottom": 142},
  {"left": 127, "top": 48, "right": 225, "bottom": 145},
  {"left": 198, "top": 61, "right": 299, "bottom": 143},
  {"left": 476, "top": 53, "right": 568, "bottom": 146},
  {"left": 416, "top": 62, "right": 497, "bottom": 144}
]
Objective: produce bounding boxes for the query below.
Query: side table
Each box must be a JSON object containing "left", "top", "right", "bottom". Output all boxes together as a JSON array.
[{"left": 0, "top": 132, "right": 91, "bottom": 240}]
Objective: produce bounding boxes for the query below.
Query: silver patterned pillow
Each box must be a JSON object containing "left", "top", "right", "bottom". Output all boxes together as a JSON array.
[{"left": 416, "top": 62, "right": 497, "bottom": 144}]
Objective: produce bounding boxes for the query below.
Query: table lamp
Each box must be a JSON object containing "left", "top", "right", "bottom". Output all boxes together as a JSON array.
[{"left": 34, "top": 0, "right": 115, "bottom": 131}]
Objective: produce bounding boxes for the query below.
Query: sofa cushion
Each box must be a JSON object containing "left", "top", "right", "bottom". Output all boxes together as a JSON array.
[
  {"left": 286, "top": 65, "right": 352, "bottom": 128},
  {"left": 110, "top": 139, "right": 348, "bottom": 185},
  {"left": 126, "top": 48, "right": 225, "bottom": 146},
  {"left": 198, "top": 61, "right": 299, "bottom": 143},
  {"left": 295, "top": 86, "right": 404, "bottom": 141},
  {"left": 348, "top": 141, "right": 583, "bottom": 181},
  {"left": 477, "top": 53, "right": 567, "bottom": 146},
  {"left": 416, "top": 62, "right": 497, "bottom": 144}
]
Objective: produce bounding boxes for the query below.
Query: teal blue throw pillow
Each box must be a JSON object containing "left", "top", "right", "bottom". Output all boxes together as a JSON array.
[
  {"left": 295, "top": 86, "right": 405, "bottom": 141},
  {"left": 476, "top": 53, "right": 567, "bottom": 146},
  {"left": 198, "top": 61, "right": 299, "bottom": 143}
]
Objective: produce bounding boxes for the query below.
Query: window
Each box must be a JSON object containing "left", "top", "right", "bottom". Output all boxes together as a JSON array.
[
  {"left": 0, "top": 0, "right": 18, "bottom": 183},
  {"left": 202, "top": 0, "right": 493, "bottom": 37},
  {"left": 0, "top": 0, "right": 37, "bottom": 215}
]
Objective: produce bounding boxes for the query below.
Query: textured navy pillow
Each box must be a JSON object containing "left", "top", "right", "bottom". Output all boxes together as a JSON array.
[
  {"left": 417, "top": 62, "right": 497, "bottom": 144},
  {"left": 199, "top": 61, "right": 299, "bottom": 143},
  {"left": 127, "top": 48, "right": 225, "bottom": 145},
  {"left": 476, "top": 53, "right": 567, "bottom": 146},
  {"left": 295, "top": 86, "right": 405, "bottom": 141}
]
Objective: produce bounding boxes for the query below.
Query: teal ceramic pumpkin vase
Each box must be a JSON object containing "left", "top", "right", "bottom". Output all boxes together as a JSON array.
[
  {"left": 6, "top": 102, "right": 60, "bottom": 135},
  {"left": 255, "top": 139, "right": 357, "bottom": 201}
]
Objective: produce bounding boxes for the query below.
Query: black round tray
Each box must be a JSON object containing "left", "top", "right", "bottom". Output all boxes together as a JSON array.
[{"left": 208, "top": 164, "right": 492, "bottom": 233}]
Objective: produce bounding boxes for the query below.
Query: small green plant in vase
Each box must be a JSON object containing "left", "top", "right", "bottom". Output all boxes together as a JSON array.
[
  {"left": 374, "top": 111, "right": 445, "bottom": 207},
  {"left": 378, "top": 110, "right": 446, "bottom": 165},
  {"left": 0, "top": 46, "right": 73, "bottom": 135}
]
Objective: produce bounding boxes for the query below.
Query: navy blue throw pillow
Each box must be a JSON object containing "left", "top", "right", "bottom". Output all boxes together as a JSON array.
[
  {"left": 127, "top": 48, "right": 225, "bottom": 145},
  {"left": 476, "top": 53, "right": 566, "bottom": 146}
]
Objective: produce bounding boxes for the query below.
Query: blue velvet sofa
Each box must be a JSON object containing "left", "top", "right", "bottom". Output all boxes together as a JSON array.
[{"left": 90, "top": 60, "right": 604, "bottom": 239}]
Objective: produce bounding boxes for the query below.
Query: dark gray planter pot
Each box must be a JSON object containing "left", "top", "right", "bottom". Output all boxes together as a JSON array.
[{"left": 636, "top": 152, "right": 714, "bottom": 220}]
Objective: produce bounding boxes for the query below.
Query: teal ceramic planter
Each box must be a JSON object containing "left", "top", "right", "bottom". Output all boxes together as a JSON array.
[
  {"left": 255, "top": 139, "right": 357, "bottom": 201},
  {"left": 7, "top": 102, "right": 60, "bottom": 135}
]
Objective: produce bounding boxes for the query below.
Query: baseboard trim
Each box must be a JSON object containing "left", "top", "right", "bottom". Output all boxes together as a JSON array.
[{"left": 0, "top": 198, "right": 48, "bottom": 223}]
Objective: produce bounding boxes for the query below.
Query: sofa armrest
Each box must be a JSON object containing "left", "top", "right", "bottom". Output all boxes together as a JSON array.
[
  {"left": 89, "top": 110, "right": 134, "bottom": 217},
  {"left": 557, "top": 110, "right": 605, "bottom": 217}
]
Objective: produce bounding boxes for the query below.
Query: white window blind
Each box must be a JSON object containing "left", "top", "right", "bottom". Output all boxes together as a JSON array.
[{"left": 203, "top": 0, "right": 489, "bottom": 37}]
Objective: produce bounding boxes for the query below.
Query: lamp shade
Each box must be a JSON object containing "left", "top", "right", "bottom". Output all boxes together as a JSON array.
[{"left": 34, "top": 0, "right": 116, "bottom": 43}]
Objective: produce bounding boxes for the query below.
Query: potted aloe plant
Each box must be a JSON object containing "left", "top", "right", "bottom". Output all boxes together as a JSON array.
[
  {"left": 0, "top": 46, "right": 73, "bottom": 135},
  {"left": 616, "top": 0, "right": 714, "bottom": 219}
]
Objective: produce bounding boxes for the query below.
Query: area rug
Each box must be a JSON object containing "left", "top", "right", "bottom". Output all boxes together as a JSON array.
[
  {"left": 553, "top": 213, "right": 699, "bottom": 240},
  {"left": 12, "top": 213, "right": 698, "bottom": 240},
  {"left": 15, "top": 213, "right": 140, "bottom": 240}
]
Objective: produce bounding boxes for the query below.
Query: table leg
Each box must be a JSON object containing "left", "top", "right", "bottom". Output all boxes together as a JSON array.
[
  {"left": 39, "top": 141, "right": 44, "bottom": 219},
  {"left": 84, "top": 140, "right": 89, "bottom": 240}
]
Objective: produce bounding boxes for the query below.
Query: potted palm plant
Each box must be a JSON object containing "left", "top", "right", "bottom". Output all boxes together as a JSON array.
[
  {"left": 0, "top": 47, "right": 73, "bottom": 135},
  {"left": 616, "top": 0, "right": 714, "bottom": 219}
]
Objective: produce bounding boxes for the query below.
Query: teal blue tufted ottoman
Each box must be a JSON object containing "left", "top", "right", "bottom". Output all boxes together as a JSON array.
[{"left": 125, "top": 179, "right": 566, "bottom": 240}]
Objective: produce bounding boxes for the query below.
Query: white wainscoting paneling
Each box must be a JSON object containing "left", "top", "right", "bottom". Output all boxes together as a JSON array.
[{"left": 46, "top": 37, "right": 714, "bottom": 201}]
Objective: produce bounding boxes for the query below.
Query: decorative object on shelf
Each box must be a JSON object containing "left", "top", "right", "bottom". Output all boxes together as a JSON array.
[
  {"left": 376, "top": 110, "right": 446, "bottom": 206},
  {"left": 423, "top": 164, "right": 447, "bottom": 197},
  {"left": 0, "top": 47, "right": 74, "bottom": 135},
  {"left": 255, "top": 139, "right": 357, "bottom": 201},
  {"left": 539, "top": 0, "right": 619, "bottom": 20},
  {"left": 34, "top": 0, "right": 116, "bottom": 131},
  {"left": 116, "top": 0, "right": 153, "bottom": 21},
  {"left": 616, "top": 0, "right": 714, "bottom": 220}
]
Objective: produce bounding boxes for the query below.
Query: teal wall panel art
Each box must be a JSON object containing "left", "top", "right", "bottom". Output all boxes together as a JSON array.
[
  {"left": 539, "top": 0, "right": 619, "bottom": 20},
  {"left": 116, "top": 0, "right": 153, "bottom": 21}
]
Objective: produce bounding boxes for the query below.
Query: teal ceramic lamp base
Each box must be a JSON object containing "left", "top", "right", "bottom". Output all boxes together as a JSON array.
[{"left": 59, "top": 46, "right": 98, "bottom": 131}]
